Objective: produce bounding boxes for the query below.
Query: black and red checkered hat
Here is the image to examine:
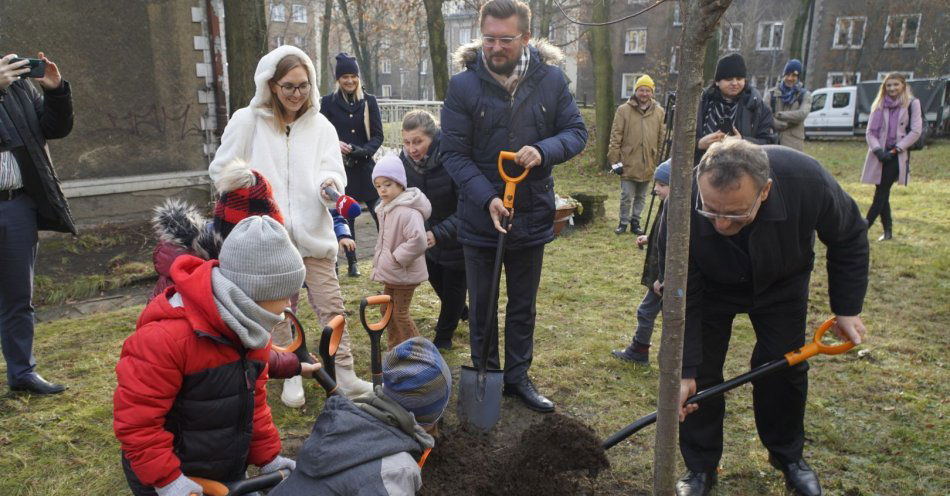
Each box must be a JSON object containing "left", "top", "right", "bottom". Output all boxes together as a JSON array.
[{"left": 213, "top": 169, "right": 284, "bottom": 240}]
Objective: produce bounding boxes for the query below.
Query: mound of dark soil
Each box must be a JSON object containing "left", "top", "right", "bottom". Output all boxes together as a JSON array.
[{"left": 421, "top": 413, "right": 609, "bottom": 496}]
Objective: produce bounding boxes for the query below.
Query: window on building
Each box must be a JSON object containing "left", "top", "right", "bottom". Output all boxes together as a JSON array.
[
  {"left": 274, "top": 35, "right": 285, "bottom": 48},
  {"left": 381, "top": 59, "right": 392, "bottom": 74},
  {"left": 291, "top": 4, "right": 307, "bottom": 23},
  {"left": 877, "top": 71, "right": 914, "bottom": 81},
  {"left": 884, "top": 14, "right": 921, "bottom": 48},
  {"left": 757, "top": 22, "right": 784, "bottom": 50},
  {"left": 459, "top": 27, "right": 471, "bottom": 46},
  {"left": 832, "top": 92, "right": 851, "bottom": 108},
  {"left": 826, "top": 72, "right": 860, "bottom": 87},
  {"left": 721, "top": 24, "right": 742, "bottom": 51},
  {"left": 420, "top": 59, "right": 428, "bottom": 75},
  {"left": 381, "top": 85, "right": 392, "bottom": 98},
  {"left": 810, "top": 93, "right": 826, "bottom": 112},
  {"left": 673, "top": 4, "right": 682, "bottom": 26},
  {"left": 624, "top": 29, "right": 647, "bottom": 54},
  {"left": 621, "top": 73, "right": 643, "bottom": 99},
  {"left": 670, "top": 46, "right": 679, "bottom": 74},
  {"left": 270, "top": 3, "right": 286, "bottom": 22},
  {"left": 833, "top": 16, "right": 865, "bottom": 49}
]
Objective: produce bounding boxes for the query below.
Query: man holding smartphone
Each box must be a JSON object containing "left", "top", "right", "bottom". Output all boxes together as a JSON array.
[{"left": 0, "top": 52, "right": 74, "bottom": 395}]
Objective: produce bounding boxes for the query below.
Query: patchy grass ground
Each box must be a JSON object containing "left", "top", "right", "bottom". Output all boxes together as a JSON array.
[{"left": 1, "top": 139, "right": 947, "bottom": 495}]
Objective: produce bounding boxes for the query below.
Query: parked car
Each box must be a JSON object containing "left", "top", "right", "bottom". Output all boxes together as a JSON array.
[{"left": 804, "top": 86, "right": 857, "bottom": 138}]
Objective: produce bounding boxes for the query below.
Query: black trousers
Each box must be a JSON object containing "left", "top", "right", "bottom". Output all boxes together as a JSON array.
[
  {"left": 680, "top": 303, "right": 810, "bottom": 472},
  {"left": 425, "top": 257, "right": 467, "bottom": 348},
  {"left": 463, "top": 243, "right": 545, "bottom": 383},
  {"left": 865, "top": 155, "right": 900, "bottom": 231},
  {"left": 345, "top": 198, "right": 379, "bottom": 264}
]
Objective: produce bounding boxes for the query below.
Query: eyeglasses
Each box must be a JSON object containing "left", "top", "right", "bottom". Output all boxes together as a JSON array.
[
  {"left": 278, "top": 82, "right": 311, "bottom": 97},
  {"left": 482, "top": 33, "right": 523, "bottom": 47},
  {"left": 695, "top": 184, "right": 767, "bottom": 222}
]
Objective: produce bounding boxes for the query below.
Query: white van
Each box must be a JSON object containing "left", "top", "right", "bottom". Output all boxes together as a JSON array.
[{"left": 804, "top": 86, "right": 857, "bottom": 138}]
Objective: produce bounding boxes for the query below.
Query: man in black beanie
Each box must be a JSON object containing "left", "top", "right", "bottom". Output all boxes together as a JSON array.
[{"left": 694, "top": 53, "right": 774, "bottom": 163}]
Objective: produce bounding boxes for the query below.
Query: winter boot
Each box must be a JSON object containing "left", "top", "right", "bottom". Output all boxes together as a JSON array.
[
  {"left": 345, "top": 250, "right": 361, "bottom": 277},
  {"left": 614, "top": 223, "right": 628, "bottom": 235},
  {"left": 630, "top": 221, "right": 643, "bottom": 235},
  {"left": 334, "top": 363, "right": 373, "bottom": 398},
  {"left": 280, "top": 375, "right": 305, "bottom": 408}
]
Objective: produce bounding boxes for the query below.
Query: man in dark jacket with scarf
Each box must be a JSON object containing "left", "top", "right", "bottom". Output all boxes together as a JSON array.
[
  {"left": 441, "top": 0, "right": 588, "bottom": 412},
  {"left": 0, "top": 52, "right": 74, "bottom": 395},
  {"left": 662, "top": 138, "right": 868, "bottom": 496},
  {"left": 694, "top": 53, "right": 775, "bottom": 164}
]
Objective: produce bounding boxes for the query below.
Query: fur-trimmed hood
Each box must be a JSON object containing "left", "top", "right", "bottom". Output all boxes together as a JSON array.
[
  {"left": 452, "top": 38, "right": 564, "bottom": 69},
  {"left": 249, "top": 45, "right": 320, "bottom": 115},
  {"left": 152, "top": 199, "right": 221, "bottom": 260}
]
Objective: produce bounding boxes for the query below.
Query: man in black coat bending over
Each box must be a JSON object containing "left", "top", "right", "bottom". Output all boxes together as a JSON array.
[
  {"left": 662, "top": 138, "right": 868, "bottom": 496},
  {"left": 0, "top": 52, "right": 74, "bottom": 395}
]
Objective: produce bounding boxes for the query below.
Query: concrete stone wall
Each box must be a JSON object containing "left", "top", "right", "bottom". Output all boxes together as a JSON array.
[{"left": 1, "top": 0, "right": 210, "bottom": 182}]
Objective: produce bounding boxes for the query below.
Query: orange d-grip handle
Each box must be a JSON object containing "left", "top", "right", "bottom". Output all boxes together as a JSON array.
[
  {"left": 784, "top": 317, "right": 856, "bottom": 366},
  {"left": 326, "top": 314, "right": 345, "bottom": 355},
  {"left": 270, "top": 308, "right": 303, "bottom": 354},
  {"left": 189, "top": 477, "right": 229, "bottom": 496},
  {"left": 498, "top": 151, "right": 529, "bottom": 210},
  {"left": 361, "top": 294, "right": 393, "bottom": 331}
]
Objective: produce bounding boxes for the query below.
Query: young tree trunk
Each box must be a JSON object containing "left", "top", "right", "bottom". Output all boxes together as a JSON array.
[
  {"left": 789, "top": 0, "right": 813, "bottom": 63},
  {"left": 653, "top": 1, "right": 732, "bottom": 494},
  {"left": 702, "top": 32, "right": 719, "bottom": 85},
  {"left": 538, "top": 0, "right": 554, "bottom": 40},
  {"left": 422, "top": 0, "right": 449, "bottom": 100},
  {"left": 320, "top": 0, "right": 333, "bottom": 95},
  {"left": 336, "top": 0, "right": 376, "bottom": 92},
  {"left": 222, "top": 0, "right": 268, "bottom": 116},
  {"left": 591, "top": 0, "right": 613, "bottom": 169}
]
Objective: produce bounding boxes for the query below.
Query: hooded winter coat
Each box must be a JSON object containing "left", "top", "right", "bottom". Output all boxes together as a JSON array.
[
  {"left": 440, "top": 40, "right": 588, "bottom": 249},
  {"left": 320, "top": 87, "right": 384, "bottom": 204},
  {"left": 371, "top": 188, "right": 432, "bottom": 286},
  {"left": 401, "top": 133, "right": 464, "bottom": 271},
  {"left": 861, "top": 98, "right": 922, "bottom": 186},
  {"left": 269, "top": 394, "right": 431, "bottom": 496},
  {"left": 764, "top": 83, "right": 811, "bottom": 151},
  {"left": 694, "top": 85, "right": 775, "bottom": 163},
  {"left": 0, "top": 79, "right": 75, "bottom": 233},
  {"left": 113, "top": 256, "right": 281, "bottom": 488},
  {"left": 607, "top": 98, "right": 665, "bottom": 181},
  {"left": 209, "top": 45, "right": 345, "bottom": 260}
]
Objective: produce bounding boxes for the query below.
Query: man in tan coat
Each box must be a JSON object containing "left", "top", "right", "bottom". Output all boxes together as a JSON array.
[
  {"left": 608, "top": 74, "right": 665, "bottom": 235},
  {"left": 764, "top": 59, "right": 812, "bottom": 151}
]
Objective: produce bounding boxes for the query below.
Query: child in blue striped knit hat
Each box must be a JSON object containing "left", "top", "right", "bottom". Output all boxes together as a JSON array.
[{"left": 270, "top": 336, "right": 451, "bottom": 495}]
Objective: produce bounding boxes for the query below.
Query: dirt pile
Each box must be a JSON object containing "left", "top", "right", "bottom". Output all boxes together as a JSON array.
[{"left": 421, "top": 414, "right": 609, "bottom": 495}]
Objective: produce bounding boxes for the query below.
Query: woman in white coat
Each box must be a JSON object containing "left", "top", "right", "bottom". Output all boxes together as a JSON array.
[{"left": 209, "top": 46, "right": 372, "bottom": 403}]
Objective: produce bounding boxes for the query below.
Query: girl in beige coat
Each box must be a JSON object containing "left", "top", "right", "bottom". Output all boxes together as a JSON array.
[{"left": 370, "top": 155, "right": 432, "bottom": 348}]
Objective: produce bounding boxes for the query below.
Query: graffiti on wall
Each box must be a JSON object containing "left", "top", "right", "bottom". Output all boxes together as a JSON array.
[{"left": 92, "top": 104, "right": 205, "bottom": 140}]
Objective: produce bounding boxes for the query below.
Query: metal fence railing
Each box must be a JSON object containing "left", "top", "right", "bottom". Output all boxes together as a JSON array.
[{"left": 377, "top": 99, "right": 445, "bottom": 149}]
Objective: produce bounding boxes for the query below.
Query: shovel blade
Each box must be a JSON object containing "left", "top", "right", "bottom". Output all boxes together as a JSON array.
[{"left": 458, "top": 365, "right": 504, "bottom": 431}]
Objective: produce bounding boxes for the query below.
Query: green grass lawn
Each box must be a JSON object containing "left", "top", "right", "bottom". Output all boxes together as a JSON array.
[{"left": 1, "top": 139, "right": 947, "bottom": 495}]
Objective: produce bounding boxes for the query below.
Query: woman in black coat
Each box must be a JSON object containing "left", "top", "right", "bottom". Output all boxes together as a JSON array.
[
  {"left": 399, "top": 110, "right": 467, "bottom": 350},
  {"left": 320, "top": 52, "right": 384, "bottom": 277}
]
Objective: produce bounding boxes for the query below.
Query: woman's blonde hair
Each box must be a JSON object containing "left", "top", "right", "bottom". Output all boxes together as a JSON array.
[
  {"left": 335, "top": 76, "right": 365, "bottom": 101},
  {"left": 871, "top": 72, "right": 914, "bottom": 112},
  {"left": 268, "top": 55, "right": 312, "bottom": 131},
  {"left": 401, "top": 110, "right": 440, "bottom": 137}
]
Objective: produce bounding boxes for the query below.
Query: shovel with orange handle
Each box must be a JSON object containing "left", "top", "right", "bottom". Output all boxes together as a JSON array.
[
  {"left": 188, "top": 468, "right": 291, "bottom": 496},
  {"left": 271, "top": 310, "right": 343, "bottom": 396},
  {"left": 457, "top": 151, "right": 530, "bottom": 432},
  {"left": 602, "top": 317, "right": 856, "bottom": 450},
  {"left": 360, "top": 294, "right": 394, "bottom": 388}
]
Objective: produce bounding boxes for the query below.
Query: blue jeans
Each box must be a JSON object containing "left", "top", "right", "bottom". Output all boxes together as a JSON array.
[
  {"left": 631, "top": 287, "right": 662, "bottom": 346},
  {"left": 0, "top": 193, "right": 39, "bottom": 384}
]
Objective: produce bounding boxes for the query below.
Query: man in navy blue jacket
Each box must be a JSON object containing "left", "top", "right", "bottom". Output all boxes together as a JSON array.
[{"left": 440, "top": 0, "right": 587, "bottom": 412}]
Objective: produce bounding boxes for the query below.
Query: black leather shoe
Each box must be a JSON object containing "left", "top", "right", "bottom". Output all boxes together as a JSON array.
[
  {"left": 503, "top": 377, "right": 555, "bottom": 412},
  {"left": 675, "top": 470, "right": 717, "bottom": 496},
  {"left": 9, "top": 374, "right": 67, "bottom": 395},
  {"left": 770, "top": 456, "right": 822, "bottom": 496},
  {"left": 630, "top": 222, "right": 643, "bottom": 235},
  {"left": 347, "top": 262, "right": 361, "bottom": 277}
]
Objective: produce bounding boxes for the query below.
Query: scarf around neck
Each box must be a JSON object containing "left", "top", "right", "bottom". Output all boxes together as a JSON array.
[
  {"left": 703, "top": 89, "right": 739, "bottom": 136},
  {"left": 482, "top": 46, "right": 530, "bottom": 95},
  {"left": 780, "top": 82, "right": 803, "bottom": 105},
  {"left": 211, "top": 268, "right": 284, "bottom": 350}
]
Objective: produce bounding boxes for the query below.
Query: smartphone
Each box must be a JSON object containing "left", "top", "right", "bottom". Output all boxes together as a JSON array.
[
  {"left": 717, "top": 115, "right": 734, "bottom": 135},
  {"left": 10, "top": 58, "right": 46, "bottom": 79}
]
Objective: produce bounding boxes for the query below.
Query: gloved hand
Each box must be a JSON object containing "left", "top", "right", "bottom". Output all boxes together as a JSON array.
[
  {"left": 348, "top": 145, "right": 371, "bottom": 159},
  {"left": 873, "top": 148, "right": 890, "bottom": 162},
  {"left": 155, "top": 474, "right": 203, "bottom": 496},
  {"left": 260, "top": 455, "right": 296, "bottom": 474}
]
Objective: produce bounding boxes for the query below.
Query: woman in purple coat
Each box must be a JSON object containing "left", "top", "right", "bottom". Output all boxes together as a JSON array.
[{"left": 861, "top": 73, "right": 922, "bottom": 241}]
